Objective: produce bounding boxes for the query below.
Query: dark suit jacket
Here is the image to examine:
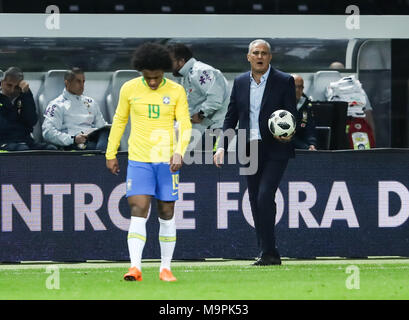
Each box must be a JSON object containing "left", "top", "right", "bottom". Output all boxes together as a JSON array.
[
  {"left": 0, "top": 89, "right": 38, "bottom": 144},
  {"left": 220, "top": 67, "right": 297, "bottom": 160}
]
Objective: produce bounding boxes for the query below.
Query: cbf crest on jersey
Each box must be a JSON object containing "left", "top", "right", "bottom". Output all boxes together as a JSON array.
[{"left": 163, "top": 96, "right": 170, "bottom": 104}]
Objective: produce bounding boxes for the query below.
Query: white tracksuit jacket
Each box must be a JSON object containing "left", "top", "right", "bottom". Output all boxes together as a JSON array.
[
  {"left": 179, "top": 58, "right": 230, "bottom": 133},
  {"left": 42, "top": 89, "right": 107, "bottom": 146}
]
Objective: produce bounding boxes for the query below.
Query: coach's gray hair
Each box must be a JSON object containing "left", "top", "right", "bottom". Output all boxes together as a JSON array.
[
  {"left": 3, "top": 66, "right": 24, "bottom": 82},
  {"left": 248, "top": 39, "right": 271, "bottom": 54},
  {"left": 64, "top": 67, "right": 84, "bottom": 82}
]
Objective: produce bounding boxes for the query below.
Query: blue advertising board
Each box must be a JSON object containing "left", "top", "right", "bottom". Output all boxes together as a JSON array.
[{"left": 0, "top": 150, "right": 409, "bottom": 262}]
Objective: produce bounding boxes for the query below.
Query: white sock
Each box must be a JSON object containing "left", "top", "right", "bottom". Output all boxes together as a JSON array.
[
  {"left": 158, "top": 217, "right": 176, "bottom": 272},
  {"left": 127, "top": 216, "right": 147, "bottom": 270}
]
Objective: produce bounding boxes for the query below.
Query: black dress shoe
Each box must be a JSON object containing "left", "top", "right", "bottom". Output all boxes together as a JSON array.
[{"left": 252, "top": 255, "right": 282, "bottom": 266}]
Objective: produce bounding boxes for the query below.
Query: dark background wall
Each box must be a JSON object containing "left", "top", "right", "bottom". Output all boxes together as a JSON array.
[
  {"left": 1, "top": 150, "right": 409, "bottom": 262},
  {"left": 1, "top": 0, "right": 409, "bottom": 14},
  {"left": 391, "top": 39, "right": 409, "bottom": 148}
]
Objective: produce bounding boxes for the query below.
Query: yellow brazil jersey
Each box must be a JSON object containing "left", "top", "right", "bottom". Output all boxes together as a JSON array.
[{"left": 105, "top": 77, "right": 192, "bottom": 162}]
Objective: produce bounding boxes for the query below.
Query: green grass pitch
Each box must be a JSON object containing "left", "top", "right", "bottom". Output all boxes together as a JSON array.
[{"left": 0, "top": 258, "right": 408, "bottom": 300}]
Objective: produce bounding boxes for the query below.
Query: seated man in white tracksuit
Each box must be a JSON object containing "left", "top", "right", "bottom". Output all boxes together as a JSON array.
[
  {"left": 168, "top": 43, "right": 230, "bottom": 152},
  {"left": 42, "top": 67, "right": 109, "bottom": 151}
]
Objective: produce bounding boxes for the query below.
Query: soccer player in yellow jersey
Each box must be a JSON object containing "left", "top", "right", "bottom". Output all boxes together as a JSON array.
[{"left": 105, "top": 43, "right": 192, "bottom": 282}]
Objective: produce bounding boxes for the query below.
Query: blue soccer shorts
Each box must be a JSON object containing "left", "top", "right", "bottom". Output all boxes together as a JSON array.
[{"left": 126, "top": 160, "right": 179, "bottom": 201}]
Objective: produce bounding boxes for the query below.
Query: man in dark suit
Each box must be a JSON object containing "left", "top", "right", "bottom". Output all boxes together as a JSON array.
[{"left": 214, "top": 39, "right": 296, "bottom": 266}]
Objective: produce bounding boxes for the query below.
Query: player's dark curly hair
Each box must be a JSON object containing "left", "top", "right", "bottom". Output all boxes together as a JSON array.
[
  {"left": 131, "top": 42, "right": 172, "bottom": 71},
  {"left": 167, "top": 43, "right": 193, "bottom": 62}
]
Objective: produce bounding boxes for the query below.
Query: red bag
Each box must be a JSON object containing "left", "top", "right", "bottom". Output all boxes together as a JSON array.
[{"left": 346, "top": 117, "right": 375, "bottom": 149}]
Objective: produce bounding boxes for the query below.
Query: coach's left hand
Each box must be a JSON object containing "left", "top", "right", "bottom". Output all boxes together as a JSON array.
[
  {"left": 170, "top": 153, "right": 183, "bottom": 172},
  {"left": 274, "top": 130, "right": 295, "bottom": 143}
]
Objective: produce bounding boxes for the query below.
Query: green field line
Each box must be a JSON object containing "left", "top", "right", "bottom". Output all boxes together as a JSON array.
[
  {"left": 1, "top": 259, "right": 409, "bottom": 299},
  {"left": 1, "top": 257, "right": 409, "bottom": 270}
]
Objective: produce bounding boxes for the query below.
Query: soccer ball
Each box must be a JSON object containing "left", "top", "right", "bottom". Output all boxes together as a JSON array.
[{"left": 268, "top": 109, "right": 296, "bottom": 137}]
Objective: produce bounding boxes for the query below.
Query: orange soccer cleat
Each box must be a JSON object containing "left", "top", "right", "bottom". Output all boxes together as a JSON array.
[
  {"left": 123, "top": 267, "right": 143, "bottom": 281},
  {"left": 159, "top": 268, "right": 177, "bottom": 282}
]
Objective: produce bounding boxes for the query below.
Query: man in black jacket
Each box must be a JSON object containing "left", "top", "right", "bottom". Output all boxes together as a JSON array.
[
  {"left": 214, "top": 39, "right": 296, "bottom": 266},
  {"left": 0, "top": 67, "right": 56, "bottom": 151},
  {"left": 292, "top": 74, "right": 317, "bottom": 151}
]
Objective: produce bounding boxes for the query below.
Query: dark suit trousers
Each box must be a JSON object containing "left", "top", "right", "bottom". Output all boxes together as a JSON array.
[{"left": 245, "top": 140, "right": 288, "bottom": 257}]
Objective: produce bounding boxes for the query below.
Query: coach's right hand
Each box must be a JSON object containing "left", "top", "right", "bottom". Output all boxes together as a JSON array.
[
  {"left": 106, "top": 158, "right": 120, "bottom": 175},
  {"left": 213, "top": 148, "right": 224, "bottom": 168}
]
